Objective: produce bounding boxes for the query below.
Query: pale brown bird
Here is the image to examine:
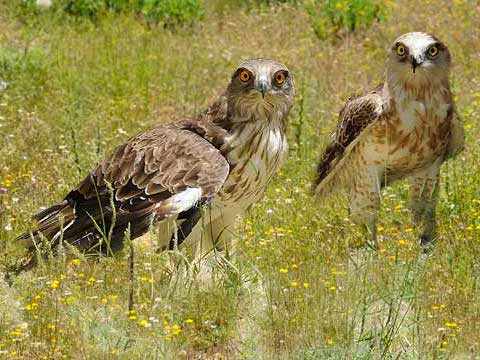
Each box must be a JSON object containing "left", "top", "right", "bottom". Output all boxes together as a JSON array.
[
  {"left": 314, "top": 32, "right": 464, "bottom": 248},
  {"left": 16, "top": 59, "right": 295, "bottom": 270}
]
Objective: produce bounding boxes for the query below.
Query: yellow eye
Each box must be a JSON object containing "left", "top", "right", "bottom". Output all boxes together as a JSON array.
[
  {"left": 239, "top": 70, "right": 251, "bottom": 82},
  {"left": 396, "top": 44, "right": 406, "bottom": 57},
  {"left": 428, "top": 45, "right": 439, "bottom": 58},
  {"left": 274, "top": 71, "right": 287, "bottom": 86}
]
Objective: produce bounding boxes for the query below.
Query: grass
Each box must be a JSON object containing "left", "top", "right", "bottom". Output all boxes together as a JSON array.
[{"left": 1, "top": 0, "right": 480, "bottom": 358}]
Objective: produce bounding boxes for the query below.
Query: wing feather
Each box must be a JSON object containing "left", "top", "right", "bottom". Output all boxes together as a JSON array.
[
  {"left": 78, "top": 122, "right": 229, "bottom": 201},
  {"left": 314, "top": 84, "right": 387, "bottom": 195},
  {"left": 17, "top": 120, "right": 230, "bottom": 259},
  {"left": 446, "top": 108, "right": 465, "bottom": 159}
]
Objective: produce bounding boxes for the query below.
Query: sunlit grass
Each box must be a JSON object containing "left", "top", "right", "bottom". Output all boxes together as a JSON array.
[{"left": 1, "top": 0, "right": 480, "bottom": 358}]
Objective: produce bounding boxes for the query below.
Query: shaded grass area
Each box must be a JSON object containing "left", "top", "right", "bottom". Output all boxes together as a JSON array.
[{"left": 1, "top": 1, "right": 480, "bottom": 358}]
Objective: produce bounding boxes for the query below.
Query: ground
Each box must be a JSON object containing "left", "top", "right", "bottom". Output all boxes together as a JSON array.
[{"left": 0, "top": 1, "right": 480, "bottom": 358}]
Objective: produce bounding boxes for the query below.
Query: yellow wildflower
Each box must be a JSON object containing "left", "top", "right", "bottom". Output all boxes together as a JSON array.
[
  {"left": 10, "top": 329, "right": 22, "bottom": 337},
  {"left": 2, "top": 177, "right": 12, "bottom": 188},
  {"left": 170, "top": 324, "right": 181, "bottom": 336},
  {"left": 445, "top": 322, "right": 458, "bottom": 329},
  {"left": 138, "top": 319, "right": 151, "bottom": 328},
  {"left": 65, "top": 296, "right": 76, "bottom": 305},
  {"left": 25, "top": 302, "right": 39, "bottom": 311},
  {"left": 50, "top": 280, "right": 60, "bottom": 289}
]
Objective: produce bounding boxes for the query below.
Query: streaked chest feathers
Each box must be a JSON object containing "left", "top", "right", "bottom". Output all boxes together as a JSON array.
[
  {"left": 219, "top": 121, "right": 287, "bottom": 205},
  {"left": 369, "top": 84, "right": 452, "bottom": 171}
]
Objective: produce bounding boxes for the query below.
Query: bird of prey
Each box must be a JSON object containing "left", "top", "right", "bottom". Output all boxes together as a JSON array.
[
  {"left": 16, "top": 58, "right": 295, "bottom": 270},
  {"left": 313, "top": 32, "right": 464, "bottom": 248}
]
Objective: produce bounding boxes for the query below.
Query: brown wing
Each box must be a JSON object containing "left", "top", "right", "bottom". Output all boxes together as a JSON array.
[
  {"left": 313, "top": 84, "right": 386, "bottom": 192},
  {"left": 17, "top": 121, "right": 230, "bottom": 259},
  {"left": 76, "top": 122, "right": 229, "bottom": 202},
  {"left": 446, "top": 107, "right": 465, "bottom": 159}
]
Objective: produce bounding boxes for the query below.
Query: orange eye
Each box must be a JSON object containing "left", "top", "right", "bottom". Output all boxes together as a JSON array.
[
  {"left": 274, "top": 71, "right": 287, "bottom": 86},
  {"left": 239, "top": 70, "right": 251, "bottom": 82}
]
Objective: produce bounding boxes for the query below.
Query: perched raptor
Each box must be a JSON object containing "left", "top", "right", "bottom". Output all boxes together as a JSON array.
[
  {"left": 16, "top": 59, "right": 295, "bottom": 270},
  {"left": 314, "top": 32, "right": 464, "bottom": 247}
]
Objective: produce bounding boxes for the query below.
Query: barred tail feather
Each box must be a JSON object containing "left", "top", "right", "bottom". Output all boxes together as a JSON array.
[
  {"left": 13, "top": 188, "right": 203, "bottom": 274},
  {"left": 14, "top": 201, "right": 75, "bottom": 273},
  {"left": 17, "top": 201, "right": 75, "bottom": 248}
]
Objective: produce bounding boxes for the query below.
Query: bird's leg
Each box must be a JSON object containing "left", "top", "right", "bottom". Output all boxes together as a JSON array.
[
  {"left": 409, "top": 162, "right": 441, "bottom": 248},
  {"left": 189, "top": 208, "right": 242, "bottom": 282},
  {"left": 349, "top": 172, "right": 381, "bottom": 249},
  {"left": 199, "top": 208, "right": 241, "bottom": 258},
  {"left": 155, "top": 217, "right": 177, "bottom": 252}
]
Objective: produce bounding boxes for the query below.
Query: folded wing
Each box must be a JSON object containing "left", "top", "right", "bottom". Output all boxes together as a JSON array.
[
  {"left": 17, "top": 122, "right": 230, "bottom": 268},
  {"left": 313, "top": 85, "right": 386, "bottom": 196}
]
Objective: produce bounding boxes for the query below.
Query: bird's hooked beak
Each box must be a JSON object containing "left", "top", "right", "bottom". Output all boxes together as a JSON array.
[
  {"left": 255, "top": 76, "right": 269, "bottom": 98},
  {"left": 410, "top": 55, "right": 424, "bottom": 74}
]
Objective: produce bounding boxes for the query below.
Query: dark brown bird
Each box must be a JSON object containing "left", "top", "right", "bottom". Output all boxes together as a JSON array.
[{"left": 15, "top": 59, "right": 295, "bottom": 271}]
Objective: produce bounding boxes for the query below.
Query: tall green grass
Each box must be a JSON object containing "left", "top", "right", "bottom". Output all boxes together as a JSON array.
[{"left": 0, "top": 0, "right": 479, "bottom": 358}]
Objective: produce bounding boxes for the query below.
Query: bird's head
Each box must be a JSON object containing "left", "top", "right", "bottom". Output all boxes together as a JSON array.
[
  {"left": 387, "top": 32, "right": 451, "bottom": 86},
  {"left": 226, "top": 58, "right": 295, "bottom": 123}
]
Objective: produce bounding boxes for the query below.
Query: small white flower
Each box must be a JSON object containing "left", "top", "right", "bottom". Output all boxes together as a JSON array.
[{"left": 0, "top": 80, "right": 7, "bottom": 91}]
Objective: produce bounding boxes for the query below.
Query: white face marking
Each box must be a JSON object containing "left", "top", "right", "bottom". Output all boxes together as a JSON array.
[
  {"left": 400, "top": 32, "right": 436, "bottom": 59},
  {"left": 387, "top": 32, "right": 449, "bottom": 87},
  {"left": 255, "top": 70, "right": 269, "bottom": 87},
  {"left": 166, "top": 187, "right": 202, "bottom": 213}
]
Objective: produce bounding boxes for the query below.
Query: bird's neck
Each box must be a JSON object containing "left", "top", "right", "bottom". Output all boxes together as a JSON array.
[
  {"left": 386, "top": 72, "right": 450, "bottom": 103},
  {"left": 198, "top": 95, "right": 289, "bottom": 155}
]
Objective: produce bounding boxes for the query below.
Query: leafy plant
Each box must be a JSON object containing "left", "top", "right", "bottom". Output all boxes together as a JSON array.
[
  {"left": 22, "top": 0, "right": 204, "bottom": 28},
  {"left": 62, "top": 0, "right": 105, "bottom": 18},
  {"left": 139, "top": 0, "right": 204, "bottom": 28},
  {"left": 306, "top": 0, "right": 388, "bottom": 40}
]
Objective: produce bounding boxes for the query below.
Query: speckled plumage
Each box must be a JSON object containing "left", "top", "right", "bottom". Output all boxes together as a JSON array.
[{"left": 314, "top": 32, "right": 464, "bottom": 246}]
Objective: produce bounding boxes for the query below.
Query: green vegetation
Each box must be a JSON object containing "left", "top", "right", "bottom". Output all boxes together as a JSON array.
[
  {"left": 1, "top": 0, "right": 479, "bottom": 358},
  {"left": 20, "top": 0, "right": 388, "bottom": 35},
  {"left": 306, "top": 0, "right": 389, "bottom": 39},
  {"left": 21, "top": 0, "right": 204, "bottom": 27}
]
